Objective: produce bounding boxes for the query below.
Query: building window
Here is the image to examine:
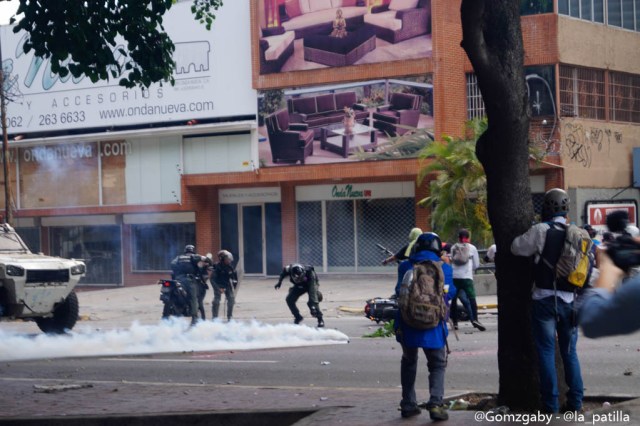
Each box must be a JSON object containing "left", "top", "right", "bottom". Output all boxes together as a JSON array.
[
  {"left": 131, "top": 223, "right": 195, "bottom": 272},
  {"left": 559, "top": 0, "right": 634, "bottom": 28},
  {"left": 50, "top": 225, "right": 122, "bottom": 286},
  {"left": 608, "top": 0, "right": 623, "bottom": 26},
  {"left": 520, "top": 0, "right": 554, "bottom": 15},
  {"left": 609, "top": 71, "right": 640, "bottom": 123},
  {"left": 622, "top": 0, "right": 636, "bottom": 29},
  {"left": 559, "top": 65, "right": 606, "bottom": 120},
  {"left": 15, "top": 227, "right": 40, "bottom": 254},
  {"left": 466, "top": 73, "right": 486, "bottom": 120}
]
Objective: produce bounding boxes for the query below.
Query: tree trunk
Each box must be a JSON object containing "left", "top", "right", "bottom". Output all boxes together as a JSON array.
[{"left": 460, "top": 1, "right": 539, "bottom": 410}]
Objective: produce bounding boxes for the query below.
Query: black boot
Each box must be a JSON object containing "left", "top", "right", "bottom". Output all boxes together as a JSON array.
[
  {"left": 317, "top": 316, "right": 324, "bottom": 328},
  {"left": 470, "top": 298, "right": 486, "bottom": 331},
  {"left": 294, "top": 315, "right": 304, "bottom": 324}
]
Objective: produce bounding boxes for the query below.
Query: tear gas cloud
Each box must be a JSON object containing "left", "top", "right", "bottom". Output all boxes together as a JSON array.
[{"left": 0, "top": 319, "right": 349, "bottom": 362}]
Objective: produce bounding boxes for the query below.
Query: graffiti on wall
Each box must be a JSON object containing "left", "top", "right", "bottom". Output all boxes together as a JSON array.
[{"left": 563, "top": 122, "right": 624, "bottom": 168}]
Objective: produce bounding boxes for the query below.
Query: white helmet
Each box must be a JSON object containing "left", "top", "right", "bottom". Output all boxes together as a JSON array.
[{"left": 217, "top": 250, "right": 234, "bottom": 262}]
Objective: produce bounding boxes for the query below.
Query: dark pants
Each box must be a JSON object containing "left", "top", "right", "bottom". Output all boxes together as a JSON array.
[
  {"left": 400, "top": 345, "right": 447, "bottom": 411},
  {"left": 197, "top": 283, "right": 207, "bottom": 320},
  {"left": 531, "top": 297, "right": 583, "bottom": 413},
  {"left": 212, "top": 283, "right": 235, "bottom": 320},
  {"left": 180, "top": 277, "right": 199, "bottom": 322},
  {"left": 452, "top": 278, "right": 478, "bottom": 322},
  {"left": 286, "top": 283, "right": 322, "bottom": 320}
]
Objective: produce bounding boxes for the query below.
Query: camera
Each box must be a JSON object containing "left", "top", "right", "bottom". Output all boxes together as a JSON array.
[{"left": 605, "top": 211, "right": 640, "bottom": 271}]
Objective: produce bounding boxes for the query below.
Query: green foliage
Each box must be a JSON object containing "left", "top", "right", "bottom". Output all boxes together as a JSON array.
[
  {"left": 9, "top": 0, "right": 223, "bottom": 88},
  {"left": 363, "top": 320, "right": 395, "bottom": 338},
  {"left": 417, "top": 118, "right": 493, "bottom": 247},
  {"left": 352, "top": 127, "right": 433, "bottom": 161},
  {"left": 258, "top": 89, "right": 285, "bottom": 120},
  {"left": 359, "top": 88, "right": 386, "bottom": 108}
]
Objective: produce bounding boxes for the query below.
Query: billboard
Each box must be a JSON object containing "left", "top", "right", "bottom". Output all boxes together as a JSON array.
[
  {"left": 257, "top": 76, "right": 433, "bottom": 167},
  {"left": 255, "top": 0, "right": 433, "bottom": 76},
  {"left": 586, "top": 201, "right": 637, "bottom": 231},
  {"left": 1, "top": 2, "right": 256, "bottom": 134}
]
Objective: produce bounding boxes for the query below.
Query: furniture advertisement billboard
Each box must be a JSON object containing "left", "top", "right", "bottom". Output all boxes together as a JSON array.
[
  {"left": 255, "top": 0, "right": 432, "bottom": 76},
  {"left": 257, "top": 76, "right": 433, "bottom": 167}
]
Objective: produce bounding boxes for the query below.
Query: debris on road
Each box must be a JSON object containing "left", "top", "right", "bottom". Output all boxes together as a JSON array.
[{"left": 33, "top": 383, "right": 93, "bottom": 393}]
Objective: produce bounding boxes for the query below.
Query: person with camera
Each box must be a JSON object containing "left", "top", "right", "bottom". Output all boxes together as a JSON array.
[
  {"left": 510, "top": 188, "right": 586, "bottom": 414},
  {"left": 275, "top": 263, "right": 324, "bottom": 327},
  {"left": 579, "top": 212, "right": 640, "bottom": 337},
  {"left": 211, "top": 250, "right": 238, "bottom": 322}
]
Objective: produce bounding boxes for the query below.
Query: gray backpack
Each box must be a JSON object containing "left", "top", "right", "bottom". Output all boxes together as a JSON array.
[
  {"left": 398, "top": 260, "right": 447, "bottom": 330},
  {"left": 451, "top": 243, "right": 471, "bottom": 266}
]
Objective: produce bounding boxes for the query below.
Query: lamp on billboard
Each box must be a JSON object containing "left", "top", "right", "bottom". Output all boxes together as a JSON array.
[{"left": 267, "top": 0, "right": 280, "bottom": 28}]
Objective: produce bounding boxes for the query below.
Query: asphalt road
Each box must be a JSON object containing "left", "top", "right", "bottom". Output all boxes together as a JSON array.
[{"left": 0, "top": 276, "right": 639, "bottom": 420}]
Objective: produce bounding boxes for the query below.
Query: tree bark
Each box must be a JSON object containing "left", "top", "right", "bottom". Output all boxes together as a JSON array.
[{"left": 460, "top": 0, "right": 539, "bottom": 410}]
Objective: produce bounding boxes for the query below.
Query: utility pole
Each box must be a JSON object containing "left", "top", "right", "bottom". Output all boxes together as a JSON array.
[{"left": 0, "top": 31, "right": 12, "bottom": 225}]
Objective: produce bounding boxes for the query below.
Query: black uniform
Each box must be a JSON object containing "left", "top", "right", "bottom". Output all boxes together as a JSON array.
[
  {"left": 275, "top": 264, "right": 324, "bottom": 327},
  {"left": 170, "top": 252, "right": 205, "bottom": 324},
  {"left": 211, "top": 261, "right": 238, "bottom": 320}
]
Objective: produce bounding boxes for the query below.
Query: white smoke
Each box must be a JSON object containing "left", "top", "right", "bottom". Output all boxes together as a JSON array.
[{"left": 0, "top": 319, "right": 349, "bottom": 362}]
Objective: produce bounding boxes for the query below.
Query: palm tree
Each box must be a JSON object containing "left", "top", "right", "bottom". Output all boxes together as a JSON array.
[{"left": 417, "top": 119, "right": 492, "bottom": 247}]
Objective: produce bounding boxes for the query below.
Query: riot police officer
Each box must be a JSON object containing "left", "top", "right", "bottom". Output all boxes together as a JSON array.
[
  {"left": 170, "top": 244, "right": 206, "bottom": 326},
  {"left": 211, "top": 250, "right": 238, "bottom": 321},
  {"left": 275, "top": 264, "right": 324, "bottom": 327}
]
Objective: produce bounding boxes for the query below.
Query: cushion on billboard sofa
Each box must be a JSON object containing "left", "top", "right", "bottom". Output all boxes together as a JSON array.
[
  {"left": 287, "top": 91, "right": 368, "bottom": 138},
  {"left": 279, "top": 0, "right": 368, "bottom": 39}
]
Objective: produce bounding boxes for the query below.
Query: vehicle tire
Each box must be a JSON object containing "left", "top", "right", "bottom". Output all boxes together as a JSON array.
[{"left": 35, "top": 291, "right": 79, "bottom": 334}]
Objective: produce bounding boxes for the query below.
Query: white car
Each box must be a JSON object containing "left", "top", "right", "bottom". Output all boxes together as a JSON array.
[{"left": 0, "top": 224, "right": 86, "bottom": 333}]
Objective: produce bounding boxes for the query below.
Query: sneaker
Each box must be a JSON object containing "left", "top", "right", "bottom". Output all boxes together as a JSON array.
[
  {"left": 428, "top": 405, "right": 449, "bottom": 421},
  {"left": 400, "top": 406, "right": 421, "bottom": 418},
  {"left": 317, "top": 318, "right": 325, "bottom": 328},
  {"left": 471, "top": 320, "right": 486, "bottom": 331},
  {"left": 294, "top": 316, "right": 304, "bottom": 325}
]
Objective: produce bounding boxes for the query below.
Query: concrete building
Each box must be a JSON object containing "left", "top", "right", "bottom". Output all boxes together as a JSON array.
[{"left": 0, "top": 0, "right": 638, "bottom": 286}]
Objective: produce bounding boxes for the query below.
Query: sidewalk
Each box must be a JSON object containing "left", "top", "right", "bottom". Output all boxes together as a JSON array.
[{"left": 1, "top": 276, "right": 637, "bottom": 425}]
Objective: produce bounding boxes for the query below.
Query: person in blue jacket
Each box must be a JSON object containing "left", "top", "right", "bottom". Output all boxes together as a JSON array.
[{"left": 393, "top": 232, "right": 455, "bottom": 421}]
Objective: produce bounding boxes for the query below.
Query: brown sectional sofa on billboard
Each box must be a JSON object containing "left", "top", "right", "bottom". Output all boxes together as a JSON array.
[{"left": 287, "top": 91, "right": 369, "bottom": 138}]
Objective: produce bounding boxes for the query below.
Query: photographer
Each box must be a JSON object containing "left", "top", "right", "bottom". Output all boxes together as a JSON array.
[
  {"left": 579, "top": 210, "right": 640, "bottom": 338},
  {"left": 579, "top": 250, "right": 640, "bottom": 337}
]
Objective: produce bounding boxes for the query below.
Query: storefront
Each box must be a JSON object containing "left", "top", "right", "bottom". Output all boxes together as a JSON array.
[{"left": 295, "top": 182, "right": 416, "bottom": 273}]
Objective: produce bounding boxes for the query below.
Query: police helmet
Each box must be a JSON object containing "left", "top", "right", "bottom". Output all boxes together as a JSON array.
[
  {"left": 218, "top": 250, "right": 234, "bottom": 262},
  {"left": 290, "top": 264, "right": 306, "bottom": 284},
  {"left": 184, "top": 244, "right": 195, "bottom": 254},
  {"left": 542, "top": 188, "right": 569, "bottom": 219},
  {"left": 412, "top": 232, "right": 443, "bottom": 255}
]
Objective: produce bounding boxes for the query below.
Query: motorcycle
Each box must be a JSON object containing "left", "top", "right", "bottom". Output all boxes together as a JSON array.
[
  {"left": 364, "top": 295, "right": 398, "bottom": 324},
  {"left": 159, "top": 278, "right": 193, "bottom": 319}
]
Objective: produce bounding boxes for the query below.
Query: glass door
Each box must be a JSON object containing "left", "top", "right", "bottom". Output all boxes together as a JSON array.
[{"left": 241, "top": 205, "right": 264, "bottom": 274}]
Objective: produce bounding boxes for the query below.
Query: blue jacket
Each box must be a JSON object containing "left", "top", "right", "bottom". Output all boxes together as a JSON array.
[
  {"left": 394, "top": 251, "right": 455, "bottom": 349},
  {"left": 579, "top": 275, "right": 640, "bottom": 338}
]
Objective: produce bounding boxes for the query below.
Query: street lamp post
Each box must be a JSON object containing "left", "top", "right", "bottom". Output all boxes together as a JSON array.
[{"left": 0, "top": 30, "right": 12, "bottom": 225}]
